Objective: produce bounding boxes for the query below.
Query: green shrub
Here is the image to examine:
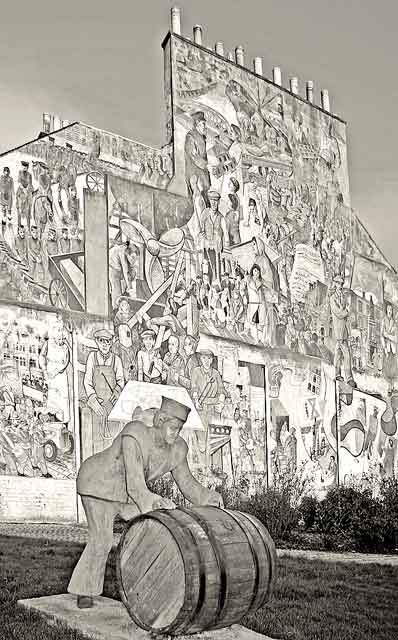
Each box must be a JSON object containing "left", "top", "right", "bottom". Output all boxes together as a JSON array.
[
  {"left": 298, "top": 496, "right": 319, "bottom": 531},
  {"left": 379, "top": 477, "right": 398, "bottom": 550},
  {"left": 315, "top": 486, "right": 386, "bottom": 552}
]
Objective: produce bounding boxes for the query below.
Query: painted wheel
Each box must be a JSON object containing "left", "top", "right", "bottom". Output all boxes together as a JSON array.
[
  {"left": 43, "top": 440, "right": 58, "bottom": 462},
  {"left": 49, "top": 278, "right": 69, "bottom": 308},
  {"left": 86, "top": 172, "right": 105, "bottom": 192}
]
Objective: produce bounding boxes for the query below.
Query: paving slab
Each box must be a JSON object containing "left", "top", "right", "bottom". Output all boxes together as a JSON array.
[{"left": 17, "top": 594, "right": 277, "bottom": 640}]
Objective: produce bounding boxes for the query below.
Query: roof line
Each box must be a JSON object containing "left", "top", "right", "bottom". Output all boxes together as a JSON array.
[
  {"left": 166, "top": 31, "right": 347, "bottom": 125},
  {"left": 0, "top": 122, "right": 80, "bottom": 159}
]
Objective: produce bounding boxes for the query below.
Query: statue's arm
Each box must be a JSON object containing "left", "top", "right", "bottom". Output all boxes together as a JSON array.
[
  {"left": 171, "top": 441, "right": 223, "bottom": 506},
  {"left": 121, "top": 435, "right": 156, "bottom": 513}
]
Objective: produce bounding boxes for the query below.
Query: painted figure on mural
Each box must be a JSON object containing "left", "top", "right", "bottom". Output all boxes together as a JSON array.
[
  {"left": 161, "top": 334, "right": 185, "bottom": 385},
  {"left": 175, "top": 334, "right": 201, "bottom": 389},
  {"left": 191, "top": 350, "right": 226, "bottom": 413},
  {"left": 68, "top": 396, "right": 223, "bottom": 608},
  {"left": 84, "top": 329, "right": 124, "bottom": 452},
  {"left": 108, "top": 241, "right": 138, "bottom": 310},
  {"left": 0, "top": 167, "right": 14, "bottom": 218},
  {"left": 330, "top": 275, "right": 355, "bottom": 387},
  {"left": 28, "top": 225, "right": 46, "bottom": 285},
  {"left": 184, "top": 111, "right": 211, "bottom": 204},
  {"left": 199, "top": 189, "right": 228, "bottom": 284},
  {"left": 137, "top": 329, "right": 163, "bottom": 383},
  {"left": 381, "top": 302, "right": 398, "bottom": 392},
  {"left": 111, "top": 323, "right": 139, "bottom": 382},
  {"left": 38, "top": 318, "right": 71, "bottom": 426},
  {"left": 224, "top": 193, "right": 241, "bottom": 246},
  {"left": 364, "top": 405, "right": 379, "bottom": 459},
  {"left": 16, "top": 161, "right": 34, "bottom": 228},
  {"left": 14, "top": 225, "right": 29, "bottom": 264},
  {"left": 45, "top": 227, "right": 60, "bottom": 256}
]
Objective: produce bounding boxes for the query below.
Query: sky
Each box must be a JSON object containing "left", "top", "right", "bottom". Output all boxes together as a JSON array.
[{"left": 0, "top": 0, "right": 396, "bottom": 266}]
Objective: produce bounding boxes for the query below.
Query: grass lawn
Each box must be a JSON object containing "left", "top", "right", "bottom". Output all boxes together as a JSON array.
[{"left": 0, "top": 535, "right": 397, "bottom": 640}]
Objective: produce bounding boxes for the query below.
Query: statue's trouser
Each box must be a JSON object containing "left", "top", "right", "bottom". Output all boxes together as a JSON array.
[{"left": 68, "top": 496, "right": 139, "bottom": 597}]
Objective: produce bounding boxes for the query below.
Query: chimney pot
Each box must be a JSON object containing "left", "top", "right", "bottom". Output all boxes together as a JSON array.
[
  {"left": 171, "top": 7, "right": 181, "bottom": 35},
  {"left": 215, "top": 41, "right": 224, "bottom": 56},
  {"left": 254, "top": 57, "right": 263, "bottom": 75},
  {"left": 53, "top": 115, "right": 62, "bottom": 130},
  {"left": 306, "top": 81, "right": 314, "bottom": 103},
  {"left": 273, "top": 66, "right": 282, "bottom": 86},
  {"left": 289, "top": 77, "right": 299, "bottom": 95},
  {"left": 42, "top": 113, "right": 52, "bottom": 134},
  {"left": 193, "top": 25, "right": 203, "bottom": 45},
  {"left": 321, "top": 89, "right": 330, "bottom": 112},
  {"left": 235, "top": 46, "right": 245, "bottom": 66}
]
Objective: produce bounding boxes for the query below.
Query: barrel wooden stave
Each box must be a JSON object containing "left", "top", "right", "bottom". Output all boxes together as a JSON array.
[{"left": 117, "top": 506, "right": 276, "bottom": 635}]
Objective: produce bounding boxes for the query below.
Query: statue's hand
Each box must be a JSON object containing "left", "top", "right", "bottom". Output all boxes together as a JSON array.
[{"left": 151, "top": 495, "right": 176, "bottom": 511}]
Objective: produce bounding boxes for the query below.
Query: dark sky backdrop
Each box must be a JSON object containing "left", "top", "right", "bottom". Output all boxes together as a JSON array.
[{"left": 0, "top": 0, "right": 396, "bottom": 265}]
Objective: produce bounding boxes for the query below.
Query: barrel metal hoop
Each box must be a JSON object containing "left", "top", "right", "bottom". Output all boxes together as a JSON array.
[
  {"left": 168, "top": 509, "right": 207, "bottom": 635},
  {"left": 237, "top": 511, "right": 277, "bottom": 607},
  {"left": 180, "top": 506, "right": 228, "bottom": 630},
  {"left": 223, "top": 509, "right": 260, "bottom": 613},
  {"left": 116, "top": 511, "right": 191, "bottom": 634}
]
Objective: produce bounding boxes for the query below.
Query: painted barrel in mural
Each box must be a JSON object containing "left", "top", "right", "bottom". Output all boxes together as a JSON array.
[{"left": 116, "top": 506, "right": 276, "bottom": 635}]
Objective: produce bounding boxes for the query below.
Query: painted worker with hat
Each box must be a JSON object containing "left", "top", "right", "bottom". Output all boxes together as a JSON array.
[
  {"left": 16, "top": 160, "right": 33, "bottom": 228},
  {"left": 330, "top": 274, "right": 355, "bottom": 387},
  {"left": 191, "top": 349, "right": 226, "bottom": 412},
  {"left": 184, "top": 110, "right": 211, "bottom": 204},
  {"left": 83, "top": 328, "right": 125, "bottom": 454},
  {"left": 137, "top": 328, "right": 163, "bottom": 383},
  {"left": 199, "top": 189, "right": 228, "bottom": 284},
  {"left": 68, "top": 395, "right": 224, "bottom": 608}
]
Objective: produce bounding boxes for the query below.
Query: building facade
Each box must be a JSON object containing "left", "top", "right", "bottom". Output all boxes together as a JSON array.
[{"left": 0, "top": 15, "right": 397, "bottom": 521}]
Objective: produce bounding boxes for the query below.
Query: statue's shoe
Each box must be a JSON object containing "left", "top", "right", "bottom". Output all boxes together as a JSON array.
[{"left": 77, "top": 596, "right": 94, "bottom": 609}]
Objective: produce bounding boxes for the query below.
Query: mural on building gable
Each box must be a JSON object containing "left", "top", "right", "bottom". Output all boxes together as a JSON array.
[{"left": 1, "top": 37, "right": 398, "bottom": 515}]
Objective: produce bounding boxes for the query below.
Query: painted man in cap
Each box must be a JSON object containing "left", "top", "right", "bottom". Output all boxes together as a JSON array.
[
  {"left": 0, "top": 167, "right": 14, "bottom": 218},
  {"left": 184, "top": 110, "right": 211, "bottom": 204},
  {"left": 83, "top": 328, "right": 125, "bottom": 454},
  {"left": 137, "top": 329, "right": 163, "bottom": 383},
  {"left": 191, "top": 349, "right": 227, "bottom": 465},
  {"left": 108, "top": 241, "right": 138, "bottom": 310},
  {"left": 68, "top": 395, "right": 223, "bottom": 608},
  {"left": 330, "top": 274, "right": 355, "bottom": 386},
  {"left": 191, "top": 349, "right": 226, "bottom": 412},
  {"left": 200, "top": 189, "right": 228, "bottom": 284},
  {"left": 16, "top": 161, "right": 34, "bottom": 228}
]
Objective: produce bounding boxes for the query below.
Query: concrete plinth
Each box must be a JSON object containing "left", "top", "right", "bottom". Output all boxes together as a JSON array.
[{"left": 17, "top": 594, "right": 276, "bottom": 640}]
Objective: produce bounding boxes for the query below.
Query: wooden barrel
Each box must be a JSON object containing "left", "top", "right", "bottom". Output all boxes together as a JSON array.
[{"left": 116, "top": 506, "right": 276, "bottom": 635}]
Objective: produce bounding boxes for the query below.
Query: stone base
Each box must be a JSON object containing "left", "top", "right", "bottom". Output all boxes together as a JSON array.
[{"left": 17, "top": 594, "right": 276, "bottom": 640}]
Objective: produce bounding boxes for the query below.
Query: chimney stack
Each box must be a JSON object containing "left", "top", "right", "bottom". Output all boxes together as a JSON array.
[
  {"left": 235, "top": 46, "right": 245, "bottom": 66},
  {"left": 215, "top": 41, "right": 224, "bottom": 56},
  {"left": 321, "top": 89, "right": 330, "bottom": 112},
  {"left": 273, "top": 66, "right": 282, "bottom": 86},
  {"left": 193, "top": 25, "right": 203, "bottom": 45},
  {"left": 227, "top": 51, "right": 234, "bottom": 61},
  {"left": 53, "top": 115, "right": 62, "bottom": 130},
  {"left": 171, "top": 7, "right": 181, "bottom": 35},
  {"left": 254, "top": 57, "right": 263, "bottom": 75},
  {"left": 289, "top": 77, "right": 299, "bottom": 95},
  {"left": 306, "top": 81, "right": 314, "bottom": 103},
  {"left": 42, "top": 113, "right": 52, "bottom": 134},
  {"left": 62, "top": 119, "right": 70, "bottom": 128}
]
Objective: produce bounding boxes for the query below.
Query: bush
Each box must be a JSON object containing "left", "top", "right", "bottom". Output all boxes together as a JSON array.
[
  {"left": 298, "top": 496, "right": 319, "bottom": 531},
  {"left": 380, "top": 477, "right": 398, "bottom": 550},
  {"left": 315, "top": 486, "right": 387, "bottom": 552},
  {"left": 220, "top": 467, "right": 312, "bottom": 541}
]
